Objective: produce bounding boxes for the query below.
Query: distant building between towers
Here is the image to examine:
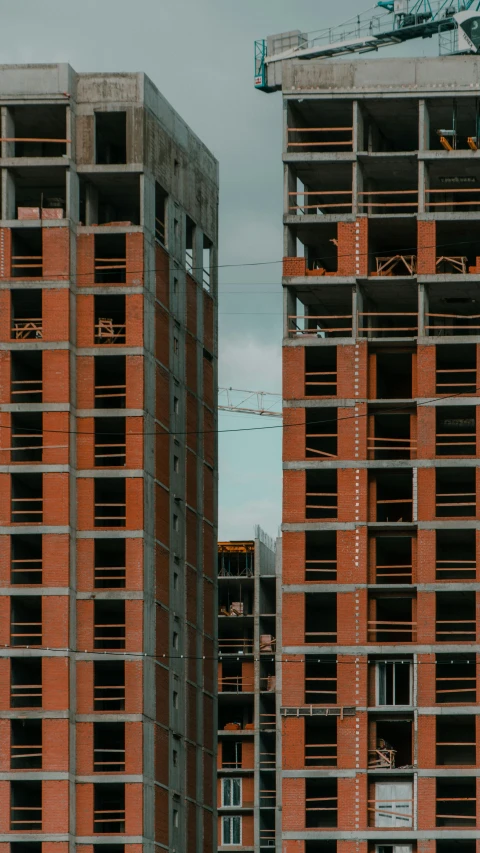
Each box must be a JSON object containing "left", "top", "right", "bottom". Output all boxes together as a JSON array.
[
  {"left": 0, "top": 64, "right": 218, "bottom": 853},
  {"left": 279, "top": 56, "right": 480, "bottom": 853}
]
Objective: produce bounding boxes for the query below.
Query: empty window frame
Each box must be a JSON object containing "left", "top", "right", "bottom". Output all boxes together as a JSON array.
[
  {"left": 10, "top": 289, "right": 42, "bottom": 340},
  {"left": 436, "top": 407, "right": 476, "bottom": 456},
  {"left": 94, "top": 294, "right": 126, "bottom": 344},
  {"left": 373, "top": 535, "right": 413, "bottom": 584},
  {"left": 93, "top": 783, "right": 125, "bottom": 833},
  {"left": 11, "top": 719, "right": 42, "bottom": 769},
  {"left": 94, "top": 660, "right": 125, "bottom": 711},
  {"left": 95, "top": 112, "right": 127, "bottom": 165},
  {"left": 436, "top": 778, "right": 476, "bottom": 827},
  {"left": 11, "top": 104, "right": 67, "bottom": 157},
  {"left": 11, "top": 472, "right": 43, "bottom": 525},
  {"left": 10, "top": 781, "right": 42, "bottom": 831},
  {"left": 305, "top": 656, "right": 337, "bottom": 704},
  {"left": 10, "top": 658, "right": 42, "bottom": 708},
  {"left": 222, "top": 816, "right": 241, "bottom": 845},
  {"left": 94, "top": 600, "right": 126, "bottom": 650},
  {"left": 369, "top": 719, "right": 412, "bottom": 768},
  {"left": 306, "top": 407, "right": 337, "bottom": 458},
  {"left": 436, "top": 716, "right": 476, "bottom": 765},
  {"left": 222, "top": 778, "right": 242, "bottom": 807},
  {"left": 10, "top": 596, "right": 42, "bottom": 646},
  {"left": 305, "top": 593, "right": 337, "bottom": 643},
  {"left": 94, "top": 418, "right": 126, "bottom": 467},
  {"left": 10, "top": 534, "right": 42, "bottom": 585},
  {"left": 305, "top": 717, "right": 337, "bottom": 767},
  {"left": 375, "top": 351, "right": 412, "bottom": 399},
  {"left": 369, "top": 595, "right": 415, "bottom": 643},
  {"left": 436, "top": 344, "right": 476, "bottom": 394},
  {"left": 305, "top": 530, "right": 337, "bottom": 581},
  {"left": 306, "top": 779, "right": 337, "bottom": 828},
  {"left": 94, "top": 235, "right": 126, "bottom": 284},
  {"left": 376, "top": 661, "right": 412, "bottom": 706},
  {"left": 436, "top": 529, "right": 476, "bottom": 580},
  {"left": 306, "top": 470, "right": 337, "bottom": 519},
  {"left": 94, "top": 478, "right": 126, "bottom": 528},
  {"left": 11, "top": 229, "right": 42, "bottom": 278},
  {"left": 369, "top": 412, "right": 412, "bottom": 461},
  {"left": 435, "top": 654, "right": 476, "bottom": 704},
  {"left": 94, "top": 538, "right": 126, "bottom": 589},
  {"left": 94, "top": 356, "right": 126, "bottom": 408},
  {"left": 11, "top": 351, "right": 42, "bottom": 402},
  {"left": 436, "top": 591, "right": 475, "bottom": 642},
  {"left": 436, "top": 467, "right": 476, "bottom": 517},
  {"left": 374, "top": 470, "right": 413, "bottom": 523},
  {"left": 221, "top": 741, "right": 242, "bottom": 769},
  {"left": 94, "top": 722, "right": 125, "bottom": 772},
  {"left": 11, "top": 412, "right": 42, "bottom": 463},
  {"left": 305, "top": 346, "right": 337, "bottom": 396}
]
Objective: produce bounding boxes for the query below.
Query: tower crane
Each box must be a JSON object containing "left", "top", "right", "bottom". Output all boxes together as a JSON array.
[
  {"left": 255, "top": 0, "right": 480, "bottom": 92},
  {"left": 218, "top": 387, "right": 282, "bottom": 417}
]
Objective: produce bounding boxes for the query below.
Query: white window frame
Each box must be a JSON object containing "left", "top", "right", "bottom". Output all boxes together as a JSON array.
[
  {"left": 375, "top": 846, "right": 413, "bottom": 853},
  {"left": 222, "top": 777, "right": 242, "bottom": 807},
  {"left": 376, "top": 660, "right": 412, "bottom": 706},
  {"left": 222, "top": 815, "right": 242, "bottom": 846},
  {"left": 374, "top": 782, "right": 413, "bottom": 828}
]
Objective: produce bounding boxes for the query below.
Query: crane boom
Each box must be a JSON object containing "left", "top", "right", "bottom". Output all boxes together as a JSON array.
[{"left": 255, "top": 0, "right": 480, "bottom": 92}]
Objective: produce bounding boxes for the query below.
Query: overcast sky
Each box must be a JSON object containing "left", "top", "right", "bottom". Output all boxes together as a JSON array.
[{"left": 0, "top": 0, "right": 439, "bottom": 540}]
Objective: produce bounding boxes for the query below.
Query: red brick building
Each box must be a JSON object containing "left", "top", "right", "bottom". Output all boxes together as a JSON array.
[{"left": 0, "top": 64, "right": 218, "bottom": 853}]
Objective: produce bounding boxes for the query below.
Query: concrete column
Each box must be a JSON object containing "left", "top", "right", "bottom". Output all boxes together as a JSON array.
[
  {"left": 353, "top": 100, "right": 363, "bottom": 154},
  {"left": 418, "top": 282, "right": 428, "bottom": 338},
  {"left": 419, "top": 99, "right": 430, "bottom": 151},
  {"left": 284, "top": 286, "right": 296, "bottom": 338},
  {"left": 2, "top": 168, "right": 15, "bottom": 220},
  {"left": 418, "top": 160, "right": 427, "bottom": 215},
  {"left": 85, "top": 182, "right": 99, "bottom": 226}
]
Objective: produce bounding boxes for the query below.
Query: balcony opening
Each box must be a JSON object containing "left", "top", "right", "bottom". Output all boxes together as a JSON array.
[
  {"left": 220, "top": 659, "right": 244, "bottom": 693},
  {"left": 11, "top": 534, "right": 42, "bottom": 585},
  {"left": 436, "top": 529, "right": 475, "bottom": 580},
  {"left": 306, "top": 408, "right": 337, "bottom": 459},
  {"left": 94, "top": 355, "right": 126, "bottom": 408},
  {"left": 361, "top": 99, "right": 418, "bottom": 152},
  {"left": 374, "top": 659, "right": 412, "bottom": 706},
  {"left": 185, "top": 216, "right": 195, "bottom": 275},
  {"left": 436, "top": 344, "right": 476, "bottom": 394},
  {"left": 94, "top": 418, "right": 126, "bottom": 467},
  {"left": 11, "top": 472, "right": 43, "bottom": 524},
  {"left": 287, "top": 99, "right": 353, "bottom": 153},
  {"left": 306, "top": 470, "right": 337, "bottom": 519},
  {"left": 11, "top": 596, "right": 42, "bottom": 647},
  {"left": 221, "top": 741, "right": 242, "bottom": 770},
  {"left": 94, "top": 234, "right": 126, "bottom": 284},
  {"left": 369, "top": 412, "right": 412, "bottom": 461},
  {"left": 203, "top": 235, "right": 212, "bottom": 292},
  {"left": 93, "top": 782, "right": 125, "bottom": 833},
  {"left": 436, "top": 467, "right": 476, "bottom": 518},
  {"left": 94, "top": 294, "right": 126, "bottom": 344},
  {"left": 11, "top": 412, "right": 43, "bottom": 463},
  {"left": 10, "top": 104, "right": 67, "bottom": 157},
  {"left": 305, "top": 347, "right": 337, "bottom": 396},
  {"left": 360, "top": 157, "right": 418, "bottom": 215},
  {"left": 375, "top": 351, "right": 412, "bottom": 399},
  {"left": 219, "top": 579, "right": 253, "bottom": 617},
  {"left": 288, "top": 286, "right": 352, "bottom": 339},
  {"left": 360, "top": 289, "right": 418, "bottom": 339},
  {"left": 80, "top": 174, "right": 140, "bottom": 226},
  {"left": 305, "top": 530, "right": 336, "bottom": 582},
  {"left": 305, "top": 656, "right": 337, "bottom": 704},
  {"left": 290, "top": 221, "right": 340, "bottom": 272},
  {"left": 95, "top": 112, "right": 127, "bottom": 165},
  {"left": 290, "top": 165, "right": 353, "bottom": 217},
  {"left": 427, "top": 159, "right": 480, "bottom": 213},
  {"left": 11, "top": 658, "right": 42, "bottom": 708},
  {"left": 94, "top": 538, "right": 126, "bottom": 589},
  {"left": 11, "top": 351, "right": 42, "bottom": 402},
  {"left": 436, "top": 591, "right": 475, "bottom": 642},
  {"left": 436, "top": 653, "right": 476, "bottom": 704},
  {"left": 427, "top": 282, "right": 480, "bottom": 336},
  {"left": 94, "top": 721, "right": 125, "bottom": 772},
  {"left": 11, "top": 228, "right": 42, "bottom": 278},
  {"left": 373, "top": 470, "right": 413, "bottom": 522},
  {"left": 372, "top": 535, "right": 413, "bottom": 585},
  {"left": 370, "top": 845, "right": 413, "bottom": 853},
  {"left": 368, "top": 219, "right": 417, "bottom": 277},
  {"left": 94, "top": 478, "right": 126, "bottom": 528},
  {"left": 11, "top": 844, "right": 43, "bottom": 853},
  {"left": 370, "top": 779, "right": 413, "bottom": 828},
  {"left": 11, "top": 719, "right": 42, "bottom": 769},
  {"left": 155, "top": 182, "right": 167, "bottom": 245},
  {"left": 306, "top": 779, "right": 337, "bottom": 828},
  {"left": 94, "top": 599, "right": 126, "bottom": 649},
  {"left": 94, "top": 660, "right": 125, "bottom": 711},
  {"left": 436, "top": 716, "right": 475, "bottom": 765},
  {"left": 305, "top": 593, "right": 337, "bottom": 644},
  {"left": 436, "top": 220, "right": 480, "bottom": 272},
  {"left": 10, "top": 780, "right": 42, "bottom": 830},
  {"left": 369, "top": 595, "right": 415, "bottom": 643},
  {"left": 305, "top": 717, "right": 337, "bottom": 767},
  {"left": 436, "top": 778, "right": 476, "bottom": 827},
  {"left": 218, "top": 702, "right": 253, "bottom": 731},
  {"left": 218, "top": 616, "right": 254, "bottom": 655},
  {"left": 436, "top": 406, "right": 476, "bottom": 456},
  {"left": 13, "top": 167, "right": 66, "bottom": 221},
  {"left": 11, "top": 289, "right": 42, "bottom": 340},
  {"left": 369, "top": 718, "right": 412, "bottom": 769}
]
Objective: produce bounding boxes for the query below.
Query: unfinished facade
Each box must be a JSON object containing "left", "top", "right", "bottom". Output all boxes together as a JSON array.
[
  {"left": 0, "top": 64, "right": 218, "bottom": 853},
  {"left": 280, "top": 56, "right": 480, "bottom": 853},
  {"left": 217, "top": 531, "right": 279, "bottom": 853}
]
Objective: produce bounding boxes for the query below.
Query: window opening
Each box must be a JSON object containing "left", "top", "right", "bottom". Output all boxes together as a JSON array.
[
  {"left": 11, "top": 351, "right": 42, "bottom": 402},
  {"left": 376, "top": 661, "right": 412, "bottom": 706},
  {"left": 11, "top": 658, "right": 41, "bottom": 708},
  {"left": 222, "top": 816, "right": 241, "bottom": 845},
  {"left": 11, "top": 412, "right": 43, "bottom": 463},
  {"left": 94, "top": 600, "right": 126, "bottom": 649},
  {"left": 94, "top": 234, "right": 126, "bottom": 284},
  {"left": 94, "top": 417, "right": 126, "bottom": 467},
  {"left": 95, "top": 112, "right": 126, "bottom": 164},
  {"left": 11, "top": 719, "right": 42, "bottom": 769},
  {"left": 94, "top": 294, "right": 126, "bottom": 345},
  {"left": 11, "top": 289, "right": 42, "bottom": 340},
  {"left": 435, "top": 654, "right": 476, "bottom": 703},
  {"left": 93, "top": 783, "right": 125, "bottom": 833},
  {"left": 11, "top": 229, "right": 42, "bottom": 278},
  {"left": 94, "top": 661, "right": 125, "bottom": 711},
  {"left": 94, "top": 356, "right": 126, "bottom": 409},
  {"left": 11, "top": 596, "right": 42, "bottom": 646},
  {"left": 10, "top": 781, "right": 42, "bottom": 830},
  {"left": 185, "top": 216, "right": 194, "bottom": 275},
  {"left": 11, "top": 534, "right": 42, "bottom": 585},
  {"left": 94, "top": 722, "right": 125, "bottom": 772},
  {"left": 305, "top": 531, "right": 336, "bottom": 581},
  {"left": 94, "top": 538, "right": 126, "bottom": 589},
  {"left": 372, "top": 781, "right": 412, "bottom": 828},
  {"left": 305, "top": 347, "right": 337, "bottom": 396},
  {"left": 155, "top": 182, "right": 168, "bottom": 245}
]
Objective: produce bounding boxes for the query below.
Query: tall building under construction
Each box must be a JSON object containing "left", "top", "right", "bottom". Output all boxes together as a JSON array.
[
  {"left": 0, "top": 64, "right": 218, "bottom": 853},
  {"left": 276, "top": 54, "right": 480, "bottom": 853}
]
